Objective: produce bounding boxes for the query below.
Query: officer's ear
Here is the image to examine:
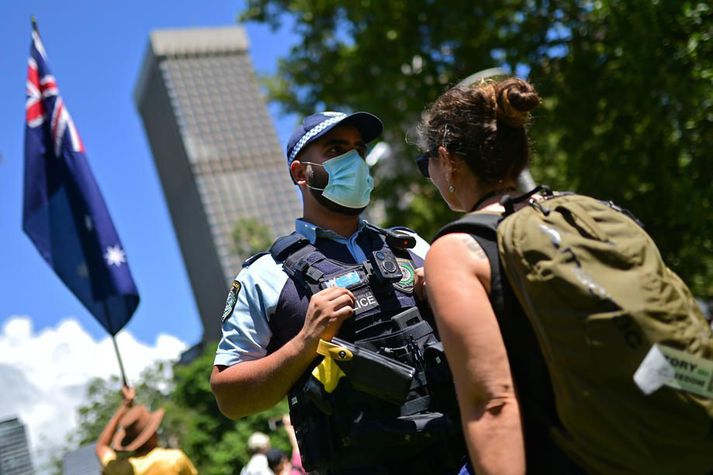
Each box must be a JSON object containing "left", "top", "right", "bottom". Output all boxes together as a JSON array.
[{"left": 290, "top": 160, "right": 309, "bottom": 185}]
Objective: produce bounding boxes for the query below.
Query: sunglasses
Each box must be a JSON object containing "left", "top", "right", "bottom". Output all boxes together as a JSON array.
[{"left": 416, "top": 152, "right": 431, "bottom": 178}]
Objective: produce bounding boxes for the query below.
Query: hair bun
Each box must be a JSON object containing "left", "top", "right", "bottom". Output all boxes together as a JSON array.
[{"left": 496, "top": 78, "right": 540, "bottom": 128}]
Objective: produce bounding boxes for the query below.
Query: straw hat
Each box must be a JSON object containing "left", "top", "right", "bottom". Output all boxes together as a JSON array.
[{"left": 112, "top": 405, "right": 165, "bottom": 452}]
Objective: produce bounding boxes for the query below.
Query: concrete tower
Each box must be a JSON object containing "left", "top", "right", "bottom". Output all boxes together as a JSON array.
[{"left": 134, "top": 26, "right": 300, "bottom": 342}]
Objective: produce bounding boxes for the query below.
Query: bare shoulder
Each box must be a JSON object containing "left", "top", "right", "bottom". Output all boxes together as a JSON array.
[
  {"left": 428, "top": 232, "right": 489, "bottom": 263},
  {"left": 426, "top": 232, "right": 491, "bottom": 290}
]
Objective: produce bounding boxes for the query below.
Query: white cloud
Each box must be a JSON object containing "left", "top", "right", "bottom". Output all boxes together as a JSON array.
[{"left": 0, "top": 316, "right": 187, "bottom": 473}]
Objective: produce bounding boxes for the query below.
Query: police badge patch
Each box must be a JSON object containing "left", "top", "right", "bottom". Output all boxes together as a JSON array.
[
  {"left": 222, "top": 280, "right": 241, "bottom": 322},
  {"left": 394, "top": 258, "right": 415, "bottom": 293}
]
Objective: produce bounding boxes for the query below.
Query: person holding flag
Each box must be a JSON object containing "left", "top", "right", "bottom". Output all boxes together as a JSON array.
[
  {"left": 22, "top": 19, "right": 139, "bottom": 379},
  {"left": 96, "top": 385, "right": 198, "bottom": 475}
]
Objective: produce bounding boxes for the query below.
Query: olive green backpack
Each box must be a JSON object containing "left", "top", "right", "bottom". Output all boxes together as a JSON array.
[{"left": 438, "top": 188, "right": 713, "bottom": 474}]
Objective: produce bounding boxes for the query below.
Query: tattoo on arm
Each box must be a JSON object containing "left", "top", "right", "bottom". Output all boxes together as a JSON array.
[{"left": 459, "top": 235, "right": 488, "bottom": 260}]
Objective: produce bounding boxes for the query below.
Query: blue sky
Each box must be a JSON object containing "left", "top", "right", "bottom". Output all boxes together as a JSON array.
[{"left": 0, "top": 1, "right": 298, "bottom": 347}]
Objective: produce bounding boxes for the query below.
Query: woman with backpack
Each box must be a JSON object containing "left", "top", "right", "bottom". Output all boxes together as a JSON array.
[
  {"left": 416, "top": 77, "right": 582, "bottom": 474},
  {"left": 418, "top": 74, "right": 713, "bottom": 475}
]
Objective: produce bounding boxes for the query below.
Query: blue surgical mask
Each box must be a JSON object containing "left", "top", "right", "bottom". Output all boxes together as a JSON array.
[{"left": 306, "top": 149, "right": 374, "bottom": 209}]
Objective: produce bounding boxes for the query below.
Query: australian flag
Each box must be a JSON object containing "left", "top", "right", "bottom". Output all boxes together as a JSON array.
[{"left": 23, "top": 24, "right": 139, "bottom": 336}]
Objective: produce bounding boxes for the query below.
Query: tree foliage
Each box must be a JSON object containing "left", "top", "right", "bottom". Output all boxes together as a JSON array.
[
  {"left": 167, "top": 344, "right": 289, "bottom": 475},
  {"left": 240, "top": 0, "right": 713, "bottom": 298},
  {"left": 232, "top": 217, "right": 274, "bottom": 260}
]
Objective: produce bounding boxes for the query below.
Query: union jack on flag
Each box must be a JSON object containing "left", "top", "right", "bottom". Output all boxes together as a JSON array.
[
  {"left": 25, "top": 29, "right": 84, "bottom": 157},
  {"left": 23, "top": 23, "right": 139, "bottom": 336}
]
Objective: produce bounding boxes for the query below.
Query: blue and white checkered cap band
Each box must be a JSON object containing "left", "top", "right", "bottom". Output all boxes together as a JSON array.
[{"left": 288, "top": 113, "right": 347, "bottom": 163}]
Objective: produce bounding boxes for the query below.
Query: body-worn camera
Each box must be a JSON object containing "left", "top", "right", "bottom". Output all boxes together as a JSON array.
[
  {"left": 368, "top": 248, "right": 402, "bottom": 283},
  {"left": 384, "top": 229, "right": 416, "bottom": 251}
]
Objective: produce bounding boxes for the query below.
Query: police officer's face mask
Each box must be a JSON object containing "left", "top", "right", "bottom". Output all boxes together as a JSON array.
[{"left": 305, "top": 149, "right": 374, "bottom": 215}]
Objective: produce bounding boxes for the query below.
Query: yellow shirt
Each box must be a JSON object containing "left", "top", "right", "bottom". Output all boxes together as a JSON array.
[{"left": 101, "top": 447, "right": 198, "bottom": 475}]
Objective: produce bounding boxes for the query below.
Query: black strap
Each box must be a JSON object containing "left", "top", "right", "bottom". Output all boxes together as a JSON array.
[
  {"left": 400, "top": 395, "right": 431, "bottom": 416},
  {"left": 270, "top": 233, "right": 310, "bottom": 262},
  {"left": 283, "top": 244, "right": 324, "bottom": 295},
  {"left": 269, "top": 232, "right": 326, "bottom": 295},
  {"left": 433, "top": 212, "right": 500, "bottom": 241},
  {"left": 469, "top": 187, "right": 517, "bottom": 212},
  {"left": 501, "top": 185, "right": 549, "bottom": 216}
]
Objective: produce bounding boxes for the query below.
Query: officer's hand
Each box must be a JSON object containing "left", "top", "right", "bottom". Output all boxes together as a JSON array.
[
  {"left": 301, "top": 287, "right": 355, "bottom": 345},
  {"left": 414, "top": 267, "right": 427, "bottom": 302}
]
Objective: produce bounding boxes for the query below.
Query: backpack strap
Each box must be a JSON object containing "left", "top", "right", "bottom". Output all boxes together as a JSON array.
[
  {"left": 434, "top": 212, "right": 501, "bottom": 241},
  {"left": 433, "top": 212, "right": 506, "bottom": 334}
]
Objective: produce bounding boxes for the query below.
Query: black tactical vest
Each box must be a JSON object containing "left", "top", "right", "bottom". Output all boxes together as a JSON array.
[{"left": 269, "top": 226, "right": 465, "bottom": 474}]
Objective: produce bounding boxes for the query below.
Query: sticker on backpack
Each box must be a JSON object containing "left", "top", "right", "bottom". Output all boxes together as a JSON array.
[{"left": 634, "top": 344, "right": 713, "bottom": 398}]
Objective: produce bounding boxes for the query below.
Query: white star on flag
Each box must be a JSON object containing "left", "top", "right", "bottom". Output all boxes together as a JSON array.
[{"left": 104, "top": 245, "right": 126, "bottom": 267}]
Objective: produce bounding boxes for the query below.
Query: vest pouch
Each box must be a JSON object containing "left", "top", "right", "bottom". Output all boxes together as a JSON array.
[
  {"left": 292, "top": 411, "right": 335, "bottom": 472},
  {"left": 423, "top": 342, "right": 459, "bottom": 416},
  {"left": 294, "top": 380, "right": 453, "bottom": 471},
  {"left": 337, "top": 411, "right": 456, "bottom": 465},
  {"left": 324, "top": 391, "right": 457, "bottom": 472},
  {"left": 289, "top": 378, "right": 337, "bottom": 472}
]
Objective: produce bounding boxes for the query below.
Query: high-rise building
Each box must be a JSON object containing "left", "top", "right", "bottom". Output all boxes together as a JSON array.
[
  {"left": 62, "top": 444, "right": 100, "bottom": 475},
  {"left": 134, "top": 26, "right": 301, "bottom": 342},
  {"left": 0, "top": 417, "right": 34, "bottom": 475}
]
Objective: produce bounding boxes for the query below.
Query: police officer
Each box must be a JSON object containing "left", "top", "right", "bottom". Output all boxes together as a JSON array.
[{"left": 211, "top": 111, "right": 465, "bottom": 474}]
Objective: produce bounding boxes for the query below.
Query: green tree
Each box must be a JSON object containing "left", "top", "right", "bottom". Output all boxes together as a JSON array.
[
  {"left": 232, "top": 217, "right": 274, "bottom": 259},
  {"left": 239, "top": 0, "right": 713, "bottom": 298},
  {"left": 531, "top": 1, "right": 713, "bottom": 298},
  {"left": 169, "top": 344, "right": 289, "bottom": 474}
]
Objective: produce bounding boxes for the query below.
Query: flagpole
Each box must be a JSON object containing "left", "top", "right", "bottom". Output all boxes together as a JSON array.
[
  {"left": 105, "top": 300, "right": 129, "bottom": 387},
  {"left": 111, "top": 335, "right": 129, "bottom": 387}
]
